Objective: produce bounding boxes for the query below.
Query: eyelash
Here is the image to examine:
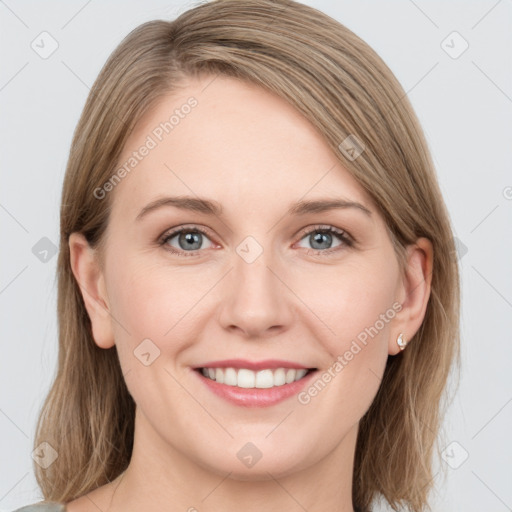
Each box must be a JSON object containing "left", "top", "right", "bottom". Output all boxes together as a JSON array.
[{"left": 159, "top": 224, "right": 354, "bottom": 257}]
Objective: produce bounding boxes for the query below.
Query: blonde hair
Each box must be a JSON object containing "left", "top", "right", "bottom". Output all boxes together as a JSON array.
[{"left": 34, "top": 1, "right": 460, "bottom": 510}]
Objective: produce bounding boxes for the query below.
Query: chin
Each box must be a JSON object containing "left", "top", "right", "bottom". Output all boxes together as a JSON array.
[{"left": 196, "top": 448, "right": 310, "bottom": 481}]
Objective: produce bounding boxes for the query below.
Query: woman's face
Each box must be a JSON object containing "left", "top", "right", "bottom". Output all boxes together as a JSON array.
[{"left": 77, "top": 74, "right": 422, "bottom": 480}]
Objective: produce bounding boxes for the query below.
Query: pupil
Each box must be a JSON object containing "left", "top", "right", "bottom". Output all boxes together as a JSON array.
[
  {"left": 180, "top": 232, "right": 201, "bottom": 250},
  {"left": 311, "top": 232, "right": 331, "bottom": 250}
]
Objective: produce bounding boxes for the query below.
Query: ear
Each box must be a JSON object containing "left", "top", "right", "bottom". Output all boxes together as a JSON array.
[
  {"left": 68, "top": 232, "right": 115, "bottom": 349},
  {"left": 389, "top": 237, "right": 434, "bottom": 356}
]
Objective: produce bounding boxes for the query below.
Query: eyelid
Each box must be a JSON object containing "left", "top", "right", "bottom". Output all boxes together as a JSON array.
[
  {"left": 295, "top": 224, "right": 353, "bottom": 242},
  {"left": 160, "top": 224, "right": 211, "bottom": 238}
]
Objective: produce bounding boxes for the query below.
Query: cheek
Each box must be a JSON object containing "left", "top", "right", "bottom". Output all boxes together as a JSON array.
[
  {"left": 294, "top": 258, "right": 397, "bottom": 421},
  {"left": 105, "top": 256, "right": 217, "bottom": 355},
  {"left": 299, "top": 256, "right": 398, "bottom": 352},
  {"left": 104, "top": 260, "right": 203, "bottom": 406}
]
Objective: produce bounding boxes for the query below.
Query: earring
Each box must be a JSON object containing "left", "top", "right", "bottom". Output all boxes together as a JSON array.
[{"left": 397, "top": 333, "right": 407, "bottom": 351}]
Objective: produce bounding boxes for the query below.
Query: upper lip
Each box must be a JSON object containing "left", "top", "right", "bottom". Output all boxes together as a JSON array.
[{"left": 193, "top": 359, "right": 316, "bottom": 371}]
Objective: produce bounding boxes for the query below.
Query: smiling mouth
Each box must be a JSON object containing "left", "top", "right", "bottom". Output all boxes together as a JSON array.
[{"left": 194, "top": 367, "right": 317, "bottom": 389}]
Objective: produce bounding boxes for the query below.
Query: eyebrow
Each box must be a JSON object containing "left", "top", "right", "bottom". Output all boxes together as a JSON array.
[{"left": 135, "top": 195, "right": 372, "bottom": 221}]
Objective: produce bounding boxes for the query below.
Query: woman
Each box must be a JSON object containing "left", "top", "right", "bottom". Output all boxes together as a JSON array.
[{"left": 15, "top": 0, "right": 460, "bottom": 510}]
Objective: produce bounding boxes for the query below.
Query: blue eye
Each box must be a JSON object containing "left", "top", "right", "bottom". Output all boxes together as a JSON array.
[
  {"left": 161, "top": 226, "right": 214, "bottom": 256},
  {"left": 296, "top": 225, "right": 353, "bottom": 255},
  {"left": 160, "top": 224, "right": 353, "bottom": 257}
]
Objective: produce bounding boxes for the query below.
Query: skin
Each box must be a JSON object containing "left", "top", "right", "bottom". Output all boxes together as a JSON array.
[{"left": 67, "top": 74, "right": 433, "bottom": 512}]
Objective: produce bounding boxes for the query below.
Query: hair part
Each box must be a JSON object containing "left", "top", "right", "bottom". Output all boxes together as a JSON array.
[{"left": 34, "top": 1, "right": 460, "bottom": 510}]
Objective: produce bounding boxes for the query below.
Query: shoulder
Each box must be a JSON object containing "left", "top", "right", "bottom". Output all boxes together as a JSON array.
[{"left": 11, "top": 503, "right": 66, "bottom": 512}]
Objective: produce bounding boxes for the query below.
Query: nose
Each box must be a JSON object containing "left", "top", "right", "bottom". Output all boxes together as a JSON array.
[{"left": 218, "top": 246, "right": 293, "bottom": 339}]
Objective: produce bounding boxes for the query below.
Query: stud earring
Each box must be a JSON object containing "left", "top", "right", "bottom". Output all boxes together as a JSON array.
[{"left": 397, "top": 333, "right": 407, "bottom": 351}]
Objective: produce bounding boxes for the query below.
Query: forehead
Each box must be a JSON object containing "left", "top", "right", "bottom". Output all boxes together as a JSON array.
[{"left": 108, "top": 75, "right": 375, "bottom": 222}]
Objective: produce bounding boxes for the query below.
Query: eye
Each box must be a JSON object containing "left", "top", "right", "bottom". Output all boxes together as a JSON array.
[
  {"left": 160, "top": 226, "right": 215, "bottom": 257},
  {"left": 159, "top": 224, "right": 354, "bottom": 257},
  {"left": 295, "top": 225, "right": 353, "bottom": 255}
]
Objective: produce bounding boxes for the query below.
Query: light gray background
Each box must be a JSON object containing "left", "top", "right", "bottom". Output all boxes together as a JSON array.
[{"left": 1, "top": 1, "right": 511, "bottom": 511}]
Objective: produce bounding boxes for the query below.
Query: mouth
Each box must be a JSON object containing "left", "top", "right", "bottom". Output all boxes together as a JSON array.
[
  {"left": 194, "top": 366, "right": 317, "bottom": 389},
  {"left": 192, "top": 365, "right": 319, "bottom": 407}
]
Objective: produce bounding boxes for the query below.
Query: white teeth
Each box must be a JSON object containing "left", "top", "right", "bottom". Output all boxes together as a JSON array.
[
  {"left": 286, "top": 369, "right": 296, "bottom": 384},
  {"left": 273, "top": 368, "right": 286, "bottom": 386},
  {"left": 255, "top": 369, "right": 274, "bottom": 388},
  {"left": 296, "top": 369, "right": 308, "bottom": 380},
  {"left": 224, "top": 367, "right": 238, "bottom": 386},
  {"left": 200, "top": 367, "right": 311, "bottom": 388},
  {"left": 237, "top": 369, "right": 255, "bottom": 388}
]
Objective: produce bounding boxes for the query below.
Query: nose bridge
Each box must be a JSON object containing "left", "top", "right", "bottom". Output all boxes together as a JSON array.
[
  {"left": 235, "top": 243, "right": 276, "bottom": 296},
  {"left": 219, "top": 235, "right": 292, "bottom": 337}
]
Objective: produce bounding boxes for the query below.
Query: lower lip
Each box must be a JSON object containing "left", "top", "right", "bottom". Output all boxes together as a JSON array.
[{"left": 193, "top": 368, "right": 318, "bottom": 407}]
